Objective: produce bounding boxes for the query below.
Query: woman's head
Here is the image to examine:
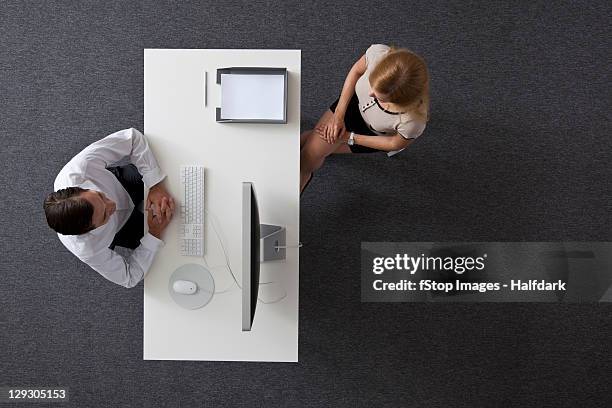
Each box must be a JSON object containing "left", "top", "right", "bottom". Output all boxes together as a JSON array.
[{"left": 368, "top": 48, "right": 430, "bottom": 120}]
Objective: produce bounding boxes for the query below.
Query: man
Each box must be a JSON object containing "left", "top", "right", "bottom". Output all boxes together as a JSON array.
[{"left": 44, "top": 128, "right": 174, "bottom": 288}]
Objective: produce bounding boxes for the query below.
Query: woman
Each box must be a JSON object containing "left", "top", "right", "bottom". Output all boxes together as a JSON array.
[{"left": 300, "top": 44, "right": 430, "bottom": 192}]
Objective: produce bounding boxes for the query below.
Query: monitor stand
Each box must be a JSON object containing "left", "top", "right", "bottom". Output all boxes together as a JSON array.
[{"left": 260, "top": 224, "right": 286, "bottom": 262}]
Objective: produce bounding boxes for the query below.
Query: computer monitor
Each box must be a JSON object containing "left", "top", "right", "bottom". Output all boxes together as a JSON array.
[
  {"left": 242, "top": 182, "right": 260, "bottom": 331},
  {"left": 242, "top": 182, "right": 286, "bottom": 331}
]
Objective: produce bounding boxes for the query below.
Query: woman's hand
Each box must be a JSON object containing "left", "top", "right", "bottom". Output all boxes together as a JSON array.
[
  {"left": 316, "top": 114, "right": 345, "bottom": 144},
  {"left": 339, "top": 129, "right": 351, "bottom": 143}
]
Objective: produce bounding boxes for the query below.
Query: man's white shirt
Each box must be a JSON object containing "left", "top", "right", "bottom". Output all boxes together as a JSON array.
[{"left": 54, "top": 128, "right": 166, "bottom": 288}]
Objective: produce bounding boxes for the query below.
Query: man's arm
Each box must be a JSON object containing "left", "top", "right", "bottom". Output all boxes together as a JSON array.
[
  {"left": 85, "top": 198, "right": 172, "bottom": 288},
  {"left": 86, "top": 235, "right": 164, "bottom": 288},
  {"left": 78, "top": 128, "right": 166, "bottom": 188}
]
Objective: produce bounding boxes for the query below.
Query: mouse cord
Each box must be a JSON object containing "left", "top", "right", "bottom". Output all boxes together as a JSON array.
[{"left": 204, "top": 209, "right": 287, "bottom": 303}]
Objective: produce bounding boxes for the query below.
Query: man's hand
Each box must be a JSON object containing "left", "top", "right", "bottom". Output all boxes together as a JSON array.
[
  {"left": 147, "top": 196, "right": 174, "bottom": 239},
  {"left": 147, "top": 183, "right": 175, "bottom": 222}
]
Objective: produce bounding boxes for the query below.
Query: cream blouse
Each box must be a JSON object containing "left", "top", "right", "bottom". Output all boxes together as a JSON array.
[{"left": 354, "top": 44, "right": 427, "bottom": 156}]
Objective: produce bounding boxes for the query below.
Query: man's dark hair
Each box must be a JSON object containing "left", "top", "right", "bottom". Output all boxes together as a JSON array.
[{"left": 43, "top": 187, "right": 95, "bottom": 235}]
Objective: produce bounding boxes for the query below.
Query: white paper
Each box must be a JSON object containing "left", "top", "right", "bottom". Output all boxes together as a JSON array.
[{"left": 220, "top": 73, "right": 285, "bottom": 120}]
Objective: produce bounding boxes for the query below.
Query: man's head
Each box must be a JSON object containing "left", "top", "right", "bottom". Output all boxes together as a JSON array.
[{"left": 44, "top": 187, "right": 116, "bottom": 235}]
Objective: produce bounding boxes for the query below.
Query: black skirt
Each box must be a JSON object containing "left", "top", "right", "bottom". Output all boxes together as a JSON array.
[{"left": 329, "top": 93, "right": 381, "bottom": 153}]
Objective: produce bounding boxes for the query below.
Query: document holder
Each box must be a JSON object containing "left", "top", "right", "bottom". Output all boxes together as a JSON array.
[{"left": 216, "top": 67, "right": 288, "bottom": 124}]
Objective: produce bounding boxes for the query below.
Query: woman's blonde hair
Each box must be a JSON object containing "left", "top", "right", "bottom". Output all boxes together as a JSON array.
[{"left": 369, "top": 47, "right": 430, "bottom": 122}]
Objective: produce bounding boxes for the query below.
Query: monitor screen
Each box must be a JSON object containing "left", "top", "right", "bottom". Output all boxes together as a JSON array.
[
  {"left": 249, "top": 185, "right": 260, "bottom": 326},
  {"left": 242, "top": 182, "right": 260, "bottom": 331}
]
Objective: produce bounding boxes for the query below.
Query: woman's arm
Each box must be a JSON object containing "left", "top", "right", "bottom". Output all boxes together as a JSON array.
[
  {"left": 351, "top": 132, "right": 414, "bottom": 152},
  {"left": 334, "top": 55, "right": 367, "bottom": 120},
  {"left": 323, "top": 55, "right": 367, "bottom": 143}
]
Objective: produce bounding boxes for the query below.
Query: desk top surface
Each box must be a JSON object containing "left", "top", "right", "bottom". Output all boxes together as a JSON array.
[{"left": 143, "top": 49, "right": 300, "bottom": 361}]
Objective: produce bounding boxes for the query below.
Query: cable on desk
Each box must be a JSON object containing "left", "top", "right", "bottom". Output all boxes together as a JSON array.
[{"left": 204, "top": 209, "right": 290, "bottom": 304}]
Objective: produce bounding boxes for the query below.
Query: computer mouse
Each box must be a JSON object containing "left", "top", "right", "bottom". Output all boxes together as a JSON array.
[{"left": 172, "top": 280, "right": 198, "bottom": 295}]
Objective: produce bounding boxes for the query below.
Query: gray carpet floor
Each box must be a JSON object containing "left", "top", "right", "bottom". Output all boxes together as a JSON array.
[{"left": 1, "top": 1, "right": 611, "bottom": 407}]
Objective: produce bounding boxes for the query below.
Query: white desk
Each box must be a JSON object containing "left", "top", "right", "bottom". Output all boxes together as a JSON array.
[{"left": 143, "top": 49, "right": 300, "bottom": 362}]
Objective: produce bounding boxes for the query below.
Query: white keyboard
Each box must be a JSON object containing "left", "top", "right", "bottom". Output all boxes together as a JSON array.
[{"left": 179, "top": 165, "right": 205, "bottom": 256}]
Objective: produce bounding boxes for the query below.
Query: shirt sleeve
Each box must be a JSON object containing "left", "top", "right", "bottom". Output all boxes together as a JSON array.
[
  {"left": 77, "top": 128, "right": 166, "bottom": 188},
  {"left": 365, "top": 44, "right": 391, "bottom": 69},
  {"left": 396, "top": 120, "right": 426, "bottom": 140},
  {"left": 84, "top": 233, "right": 164, "bottom": 288}
]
